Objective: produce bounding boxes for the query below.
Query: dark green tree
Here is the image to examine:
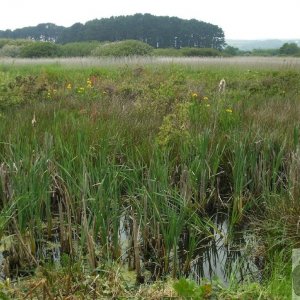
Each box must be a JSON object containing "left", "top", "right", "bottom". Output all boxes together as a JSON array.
[
  {"left": 223, "top": 45, "right": 240, "bottom": 56},
  {"left": 279, "top": 43, "right": 300, "bottom": 55},
  {"left": 0, "top": 23, "right": 64, "bottom": 41},
  {"left": 57, "top": 14, "right": 225, "bottom": 49},
  {"left": 0, "top": 14, "right": 226, "bottom": 50}
]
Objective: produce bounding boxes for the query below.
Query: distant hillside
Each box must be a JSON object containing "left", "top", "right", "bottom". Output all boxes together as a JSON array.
[
  {"left": 227, "top": 39, "right": 300, "bottom": 51},
  {"left": 0, "top": 14, "right": 225, "bottom": 50}
]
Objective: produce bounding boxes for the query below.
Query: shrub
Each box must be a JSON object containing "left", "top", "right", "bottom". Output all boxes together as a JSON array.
[
  {"left": 0, "top": 39, "right": 11, "bottom": 49},
  {"left": 0, "top": 44, "right": 21, "bottom": 57},
  {"left": 91, "top": 40, "right": 153, "bottom": 57},
  {"left": 60, "top": 41, "right": 101, "bottom": 57},
  {"left": 20, "top": 42, "right": 62, "bottom": 58},
  {"left": 0, "top": 38, "right": 34, "bottom": 57},
  {"left": 181, "top": 47, "right": 222, "bottom": 57},
  {"left": 251, "top": 48, "right": 280, "bottom": 56},
  {"left": 153, "top": 48, "right": 183, "bottom": 57}
]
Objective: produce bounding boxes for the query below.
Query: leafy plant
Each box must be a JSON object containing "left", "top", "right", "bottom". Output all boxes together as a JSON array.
[{"left": 173, "top": 278, "right": 213, "bottom": 299}]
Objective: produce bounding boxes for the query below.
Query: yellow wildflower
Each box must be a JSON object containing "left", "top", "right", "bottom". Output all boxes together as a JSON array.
[
  {"left": 87, "top": 79, "right": 93, "bottom": 88},
  {"left": 78, "top": 87, "right": 85, "bottom": 94},
  {"left": 192, "top": 93, "right": 198, "bottom": 98},
  {"left": 67, "top": 83, "right": 72, "bottom": 89},
  {"left": 226, "top": 108, "right": 233, "bottom": 113},
  {"left": 203, "top": 96, "right": 209, "bottom": 100}
]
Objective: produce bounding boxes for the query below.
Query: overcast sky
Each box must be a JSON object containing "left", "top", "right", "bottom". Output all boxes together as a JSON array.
[{"left": 1, "top": 0, "right": 299, "bottom": 40}]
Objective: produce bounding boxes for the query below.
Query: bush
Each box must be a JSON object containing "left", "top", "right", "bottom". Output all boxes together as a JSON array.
[
  {"left": 251, "top": 48, "right": 280, "bottom": 56},
  {"left": 154, "top": 47, "right": 222, "bottom": 57},
  {"left": 181, "top": 47, "right": 222, "bottom": 57},
  {"left": 0, "top": 39, "right": 34, "bottom": 57},
  {"left": 20, "top": 42, "right": 62, "bottom": 58},
  {"left": 60, "top": 41, "right": 101, "bottom": 57},
  {"left": 0, "top": 39, "right": 11, "bottom": 49},
  {"left": 0, "top": 44, "right": 22, "bottom": 57},
  {"left": 153, "top": 48, "right": 183, "bottom": 57},
  {"left": 91, "top": 40, "right": 153, "bottom": 57}
]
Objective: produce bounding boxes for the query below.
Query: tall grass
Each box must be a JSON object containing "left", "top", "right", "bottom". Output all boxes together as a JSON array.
[
  {"left": 1, "top": 56, "right": 300, "bottom": 70},
  {"left": 0, "top": 60, "right": 299, "bottom": 297}
]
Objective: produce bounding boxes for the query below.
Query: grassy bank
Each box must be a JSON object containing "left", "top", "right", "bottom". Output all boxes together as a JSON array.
[{"left": 0, "top": 58, "right": 299, "bottom": 298}]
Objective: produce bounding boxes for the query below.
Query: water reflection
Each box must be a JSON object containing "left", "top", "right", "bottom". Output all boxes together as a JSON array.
[{"left": 191, "top": 214, "right": 260, "bottom": 285}]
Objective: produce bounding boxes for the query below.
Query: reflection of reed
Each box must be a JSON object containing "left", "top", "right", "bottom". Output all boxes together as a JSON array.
[{"left": 188, "top": 215, "right": 260, "bottom": 285}]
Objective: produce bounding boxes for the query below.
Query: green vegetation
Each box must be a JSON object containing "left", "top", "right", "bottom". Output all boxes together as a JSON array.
[
  {"left": 20, "top": 42, "right": 62, "bottom": 58},
  {"left": 223, "top": 45, "right": 241, "bottom": 56},
  {"left": 0, "top": 57, "right": 299, "bottom": 298},
  {"left": 91, "top": 40, "right": 154, "bottom": 57},
  {"left": 0, "top": 14, "right": 225, "bottom": 50},
  {"left": 279, "top": 42, "right": 300, "bottom": 56},
  {"left": 0, "top": 23, "right": 64, "bottom": 42},
  {"left": 1, "top": 37, "right": 300, "bottom": 59},
  {"left": 60, "top": 41, "right": 101, "bottom": 57},
  {"left": 0, "top": 39, "right": 33, "bottom": 58},
  {"left": 156, "top": 47, "right": 223, "bottom": 57},
  {"left": 250, "top": 48, "right": 280, "bottom": 56}
]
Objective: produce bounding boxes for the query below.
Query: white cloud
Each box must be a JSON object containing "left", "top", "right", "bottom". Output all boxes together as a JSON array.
[{"left": 1, "top": 0, "right": 299, "bottom": 39}]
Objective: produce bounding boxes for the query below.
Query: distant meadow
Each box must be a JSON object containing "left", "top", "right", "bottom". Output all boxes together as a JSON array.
[{"left": 1, "top": 55, "right": 300, "bottom": 69}]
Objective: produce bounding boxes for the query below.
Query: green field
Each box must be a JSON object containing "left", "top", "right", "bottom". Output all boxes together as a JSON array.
[{"left": 0, "top": 57, "right": 299, "bottom": 299}]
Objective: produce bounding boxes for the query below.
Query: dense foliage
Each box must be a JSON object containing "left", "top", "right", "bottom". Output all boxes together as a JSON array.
[
  {"left": 91, "top": 40, "right": 154, "bottom": 57},
  {"left": 279, "top": 42, "right": 300, "bottom": 55},
  {"left": 0, "top": 23, "right": 64, "bottom": 42},
  {"left": 20, "top": 42, "right": 62, "bottom": 57},
  {"left": 58, "top": 14, "right": 225, "bottom": 49},
  {"left": 60, "top": 41, "right": 101, "bottom": 57},
  {"left": 0, "top": 14, "right": 225, "bottom": 50}
]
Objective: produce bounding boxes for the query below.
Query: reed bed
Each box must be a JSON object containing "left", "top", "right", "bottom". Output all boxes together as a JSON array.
[
  {"left": 1, "top": 56, "right": 300, "bottom": 70},
  {"left": 0, "top": 60, "right": 298, "bottom": 298}
]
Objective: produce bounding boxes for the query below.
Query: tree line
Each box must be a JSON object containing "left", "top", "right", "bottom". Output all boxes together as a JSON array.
[{"left": 0, "top": 14, "right": 225, "bottom": 50}]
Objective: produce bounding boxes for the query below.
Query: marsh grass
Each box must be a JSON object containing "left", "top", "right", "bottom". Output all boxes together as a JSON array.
[
  {"left": 0, "top": 59, "right": 299, "bottom": 298},
  {"left": 1, "top": 56, "right": 300, "bottom": 70}
]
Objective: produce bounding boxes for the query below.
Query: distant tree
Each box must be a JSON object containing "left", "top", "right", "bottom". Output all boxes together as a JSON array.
[
  {"left": 57, "top": 14, "right": 226, "bottom": 49},
  {"left": 223, "top": 45, "right": 240, "bottom": 56},
  {"left": 0, "top": 14, "right": 226, "bottom": 50},
  {"left": 279, "top": 43, "right": 300, "bottom": 55},
  {"left": 0, "top": 23, "right": 64, "bottom": 41},
  {"left": 58, "top": 23, "right": 85, "bottom": 44}
]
